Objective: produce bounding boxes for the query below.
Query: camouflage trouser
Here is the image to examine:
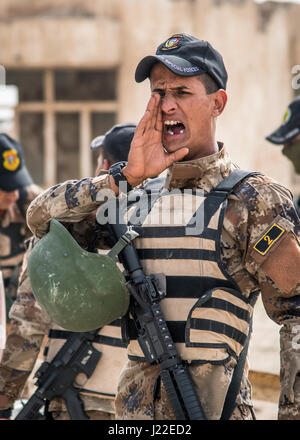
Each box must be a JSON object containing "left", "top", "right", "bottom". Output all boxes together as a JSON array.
[
  {"left": 230, "top": 405, "right": 255, "bottom": 420},
  {"left": 51, "top": 410, "right": 115, "bottom": 420},
  {"left": 115, "top": 360, "right": 255, "bottom": 420},
  {"left": 50, "top": 406, "right": 254, "bottom": 421},
  {"left": 47, "top": 394, "right": 116, "bottom": 420}
]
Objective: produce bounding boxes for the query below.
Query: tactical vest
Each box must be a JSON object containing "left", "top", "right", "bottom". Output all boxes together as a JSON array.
[
  {"left": 123, "top": 169, "right": 260, "bottom": 364},
  {"left": 44, "top": 171, "right": 260, "bottom": 399}
]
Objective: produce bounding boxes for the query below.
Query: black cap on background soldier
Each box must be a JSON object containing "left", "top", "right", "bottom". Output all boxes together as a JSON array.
[
  {"left": 90, "top": 123, "right": 136, "bottom": 161},
  {"left": 266, "top": 97, "right": 300, "bottom": 174},
  {"left": 0, "top": 133, "right": 32, "bottom": 191}
]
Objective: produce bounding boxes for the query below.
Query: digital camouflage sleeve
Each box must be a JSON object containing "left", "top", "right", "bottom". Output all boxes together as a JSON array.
[
  {"left": 0, "top": 176, "right": 112, "bottom": 411},
  {"left": 226, "top": 174, "right": 300, "bottom": 420}
]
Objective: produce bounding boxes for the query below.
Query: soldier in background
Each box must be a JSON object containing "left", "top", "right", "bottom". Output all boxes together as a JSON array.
[
  {"left": 266, "top": 96, "right": 300, "bottom": 213},
  {"left": 0, "top": 123, "right": 136, "bottom": 419},
  {"left": 91, "top": 123, "right": 135, "bottom": 175},
  {"left": 0, "top": 133, "right": 42, "bottom": 321}
]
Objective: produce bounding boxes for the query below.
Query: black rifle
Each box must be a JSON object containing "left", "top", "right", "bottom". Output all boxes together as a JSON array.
[
  {"left": 109, "top": 220, "right": 206, "bottom": 420},
  {"left": 15, "top": 329, "right": 101, "bottom": 420}
]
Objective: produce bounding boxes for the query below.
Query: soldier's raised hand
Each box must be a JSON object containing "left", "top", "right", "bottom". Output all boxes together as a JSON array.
[{"left": 122, "top": 94, "right": 189, "bottom": 187}]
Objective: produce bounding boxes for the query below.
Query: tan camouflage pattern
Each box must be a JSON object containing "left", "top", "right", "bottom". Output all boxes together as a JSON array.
[
  {"left": 26, "top": 175, "right": 113, "bottom": 238},
  {"left": 0, "top": 265, "right": 119, "bottom": 416},
  {"left": 46, "top": 393, "right": 115, "bottom": 417},
  {"left": 0, "top": 236, "right": 52, "bottom": 409},
  {"left": 51, "top": 408, "right": 115, "bottom": 420},
  {"left": 115, "top": 359, "right": 254, "bottom": 420},
  {"left": 278, "top": 319, "right": 300, "bottom": 420},
  {"left": 0, "top": 233, "right": 122, "bottom": 417},
  {"left": 0, "top": 176, "right": 117, "bottom": 413},
  {"left": 0, "top": 184, "right": 43, "bottom": 409},
  {"left": 6, "top": 145, "right": 299, "bottom": 420}
]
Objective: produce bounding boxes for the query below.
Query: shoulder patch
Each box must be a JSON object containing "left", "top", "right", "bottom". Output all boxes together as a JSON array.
[{"left": 253, "top": 223, "right": 285, "bottom": 256}]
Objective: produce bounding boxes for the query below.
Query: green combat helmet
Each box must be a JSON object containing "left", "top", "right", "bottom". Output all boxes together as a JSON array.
[{"left": 27, "top": 219, "right": 135, "bottom": 332}]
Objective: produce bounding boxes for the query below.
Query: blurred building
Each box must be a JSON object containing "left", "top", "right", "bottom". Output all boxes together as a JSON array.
[
  {"left": 0, "top": 0, "right": 299, "bottom": 418},
  {"left": 0, "top": 0, "right": 299, "bottom": 189},
  {"left": 0, "top": 84, "right": 18, "bottom": 132}
]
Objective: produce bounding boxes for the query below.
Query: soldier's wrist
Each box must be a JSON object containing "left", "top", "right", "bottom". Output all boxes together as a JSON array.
[
  {"left": 121, "top": 165, "right": 143, "bottom": 188},
  {"left": 109, "top": 161, "right": 137, "bottom": 193}
]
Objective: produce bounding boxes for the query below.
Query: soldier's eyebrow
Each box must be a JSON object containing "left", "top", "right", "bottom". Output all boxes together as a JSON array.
[{"left": 152, "top": 85, "right": 192, "bottom": 93}]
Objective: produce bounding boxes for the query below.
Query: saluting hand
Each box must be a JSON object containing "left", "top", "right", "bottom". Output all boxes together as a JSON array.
[{"left": 122, "top": 94, "right": 189, "bottom": 187}]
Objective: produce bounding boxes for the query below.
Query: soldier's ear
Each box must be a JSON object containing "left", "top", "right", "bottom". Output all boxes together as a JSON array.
[{"left": 211, "top": 89, "right": 227, "bottom": 117}]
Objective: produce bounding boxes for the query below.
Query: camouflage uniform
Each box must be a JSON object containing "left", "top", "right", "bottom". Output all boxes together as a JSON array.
[
  {"left": 25, "top": 145, "right": 300, "bottom": 420},
  {"left": 0, "top": 237, "right": 52, "bottom": 408},
  {"left": 0, "top": 218, "right": 125, "bottom": 419},
  {"left": 0, "top": 121, "right": 137, "bottom": 419},
  {"left": 0, "top": 184, "right": 43, "bottom": 412},
  {"left": 0, "top": 184, "right": 42, "bottom": 316}
]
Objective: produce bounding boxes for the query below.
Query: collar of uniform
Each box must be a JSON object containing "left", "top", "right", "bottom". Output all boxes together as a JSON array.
[{"left": 165, "top": 142, "right": 235, "bottom": 192}]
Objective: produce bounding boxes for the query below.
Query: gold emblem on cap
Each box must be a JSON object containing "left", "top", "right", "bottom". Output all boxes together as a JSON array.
[
  {"left": 3, "top": 149, "right": 20, "bottom": 171},
  {"left": 162, "top": 34, "right": 183, "bottom": 51}
]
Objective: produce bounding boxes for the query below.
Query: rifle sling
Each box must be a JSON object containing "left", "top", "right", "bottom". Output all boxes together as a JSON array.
[{"left": 220, "top": 318, "right": 254, "bottom": 420}]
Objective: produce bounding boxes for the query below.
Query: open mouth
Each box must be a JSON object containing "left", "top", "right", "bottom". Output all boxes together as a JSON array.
[{"left": 164, "top": 120, "right": 186, "bottom": 136}]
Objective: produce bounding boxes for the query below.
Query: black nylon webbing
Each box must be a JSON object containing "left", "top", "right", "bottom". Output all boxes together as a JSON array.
[
  {"left": 202, "top": 297, "right": 251, "bottom": 323},
  {"left": 190, "top": 318, "right": 247, "bottom": 346},
  {"left": 48, "top": 329, "right": 127, "bottom": 348},
  {"left": 132, "top": 225, "right": 217, "bottom": 240},
  {"left": 187, "top": 170, "right": 260, "bottom": 231},
  {"left": 136, "top": 248, "right": 216, "bottom": 261}
]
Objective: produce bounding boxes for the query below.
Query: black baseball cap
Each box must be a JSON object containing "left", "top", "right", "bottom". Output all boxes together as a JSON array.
[
  {"left": 266, "top": 97, "right": 300, "bottom": 145},
  {"left": 90, "top": 123, "right": 136, "bottom": 162},
  {"left": 135, "top": 33, "right": 228, "bottom": 90},
  {"left": 0, "top": 133, "right": 33, "bottom": 191}
]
